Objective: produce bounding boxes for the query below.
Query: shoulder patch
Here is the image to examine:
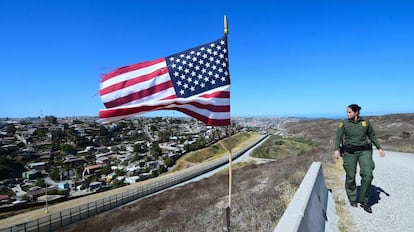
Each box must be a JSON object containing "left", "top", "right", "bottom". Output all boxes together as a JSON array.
[
  {"left": 339, "top": 122, "right": 344, "bottom": 128},
  {"left": 361, "top": 121, "right": 367, "bottom": 127}
]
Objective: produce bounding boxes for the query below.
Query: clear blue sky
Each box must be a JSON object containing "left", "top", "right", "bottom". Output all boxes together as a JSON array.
[{"left": 1, "top": 1, "right": 413, "bottom": 119}]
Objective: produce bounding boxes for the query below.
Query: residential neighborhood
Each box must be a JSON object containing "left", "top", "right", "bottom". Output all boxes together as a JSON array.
[
  {"left": 0, "top": 116, "right": 282, "bottom": 212},
  {"left": 0, "top": 116, "right": 231, "bottom": 209}
]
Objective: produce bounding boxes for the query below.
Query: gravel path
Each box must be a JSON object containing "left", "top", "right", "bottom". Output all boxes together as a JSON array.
[{"left": 338, "top": 150, "right": 414, "bottom": 232}]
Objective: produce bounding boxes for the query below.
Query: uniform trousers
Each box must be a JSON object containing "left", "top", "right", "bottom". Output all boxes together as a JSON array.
[{"left": 342, "top": 150, "right": 375, "bottom": 204}]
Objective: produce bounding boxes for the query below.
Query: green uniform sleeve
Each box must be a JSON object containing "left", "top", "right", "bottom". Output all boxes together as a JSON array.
[
  {"left": 334, "top": 121, "right": 344, "bottom": 150},
  {"left": 366, "top": 119, "right": 382, "bottom": 149}
]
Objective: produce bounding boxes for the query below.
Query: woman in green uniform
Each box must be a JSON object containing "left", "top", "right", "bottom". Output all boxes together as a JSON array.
[{"left": 334, "top": 104, "right": 385, "bottom": 213}]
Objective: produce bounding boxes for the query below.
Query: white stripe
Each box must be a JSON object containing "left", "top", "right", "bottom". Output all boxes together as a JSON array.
[
  {"left": 101, "top": 72, "right": 172, "bottom": 104},
  {"left": 116, "top": 88, "right": 176, "bottom": 108},
  {"left": 184, "top": 94, "right": 230, "bottom": 106},
  {"left": 163, "top": 103, "right": 230, "bottom": 120},
  {"left": 101, "top": 60, "right": 167, "bottom": 90},
  {"left": 191, "top": 84, "right": 230, "bottom": 97}
]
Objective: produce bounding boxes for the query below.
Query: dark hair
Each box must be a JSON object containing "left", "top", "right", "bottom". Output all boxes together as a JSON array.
[{"left": 348, "top": 104, "right": 361, "bottom": 113}]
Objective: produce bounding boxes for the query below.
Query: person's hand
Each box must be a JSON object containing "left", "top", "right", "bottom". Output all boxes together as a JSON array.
[
  {"left": 333, "top": 150, "right": 341, "bottom": 159},
  {"left": 379, "top": 149, "right": 385, "bottom": 158}
]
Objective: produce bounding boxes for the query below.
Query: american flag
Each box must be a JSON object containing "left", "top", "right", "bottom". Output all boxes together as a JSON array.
[{"left": 99, "top": 36, "right": 231, "bottom": 126}]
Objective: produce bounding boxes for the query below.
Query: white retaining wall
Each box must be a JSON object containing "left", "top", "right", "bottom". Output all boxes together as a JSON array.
[{"left": 274, "top": 162, "right": 338, "bottom": 232}]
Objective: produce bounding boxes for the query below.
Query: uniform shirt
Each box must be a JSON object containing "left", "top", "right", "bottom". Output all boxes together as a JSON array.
[{"left": 334, "top": 117, "right": 382, "bottom": 151}]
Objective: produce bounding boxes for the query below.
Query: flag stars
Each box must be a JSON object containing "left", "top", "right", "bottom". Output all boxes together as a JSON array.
[{"left": 165, "top": 37, "right": 229, "bottom": 98}]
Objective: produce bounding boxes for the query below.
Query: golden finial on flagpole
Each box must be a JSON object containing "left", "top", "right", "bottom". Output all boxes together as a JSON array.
[{"left": 224, "top": 15, "right": 228, "bottom": 36}]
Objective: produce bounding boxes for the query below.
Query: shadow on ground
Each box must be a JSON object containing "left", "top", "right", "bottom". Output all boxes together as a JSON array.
[{"left": 357, "top": 185, "right": 391, "bottom": 206}]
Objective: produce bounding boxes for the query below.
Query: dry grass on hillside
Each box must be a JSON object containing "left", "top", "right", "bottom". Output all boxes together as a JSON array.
[
  {"left": 58, "top": 143, "right": 328, "bottom": 232},
  {"left": 284, "top": 113, "right": 414, "bottom": 153},
  {"left": 173, "top": 132, "right": 259, "bottom": 171}
]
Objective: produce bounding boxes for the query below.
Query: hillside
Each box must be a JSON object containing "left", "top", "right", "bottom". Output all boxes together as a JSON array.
[
  {"left": 57, "top": 113, "right": 414, "bottom": 232},
  {"left": 284, "top": 113, "right": 414, "bottom": 153}
]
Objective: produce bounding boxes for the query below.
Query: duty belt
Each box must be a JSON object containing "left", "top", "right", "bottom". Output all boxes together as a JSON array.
[{"left": 341, "top": 143, "right": 372, "bottom": 154}]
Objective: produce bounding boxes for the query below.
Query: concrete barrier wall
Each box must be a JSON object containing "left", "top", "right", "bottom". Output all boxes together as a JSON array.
[{"left": 274, "top": 162, "right": 338, "bottom": 232}]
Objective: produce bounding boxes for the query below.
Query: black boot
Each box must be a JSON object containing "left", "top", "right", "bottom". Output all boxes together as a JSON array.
[
  {"left": 350, "top": 201, "right": 357, "bottom": 207},
  {"left": 360, "top": 203, "right": 372, "bottom": 213}
]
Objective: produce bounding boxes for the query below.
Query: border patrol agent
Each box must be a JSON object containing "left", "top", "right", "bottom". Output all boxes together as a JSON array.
[{"left": 334, "top": 104, "right": 385, "bottom": 213}]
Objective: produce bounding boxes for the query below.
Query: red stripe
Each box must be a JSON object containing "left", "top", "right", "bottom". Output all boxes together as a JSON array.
[
  {"left": 185, "top": 100, "right": 230, "bottom": 112},
  {"left": 99, "top": 103, "right": 172, "bottom": 118},
  {"left": 199, "top": 91, "right": 230, "bottom": 99},
  {"left": 103, "top": 81, "right": 174, "bottom": 108},
  {"left": 173, "top": 107, "right": 230, "bottom": 126},
  {"left": 160, "top": 94, "right": 177, "bottom": 100},
  {"left": 102, "top": 58, "right": 166, "bottom": 82},
  {"left": 100, "top": 67, "right": 169, "bottom": 96}
]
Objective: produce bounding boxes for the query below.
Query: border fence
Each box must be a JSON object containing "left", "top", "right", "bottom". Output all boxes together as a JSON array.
[{"left": 0, "top": 135, "right": 268, "bottom": 232}]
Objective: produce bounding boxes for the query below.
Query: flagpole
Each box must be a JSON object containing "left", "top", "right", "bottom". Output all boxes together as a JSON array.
[
  {"left": 224, "top": 14, "right": 230, "bottom": 208},
  {"left": 228, "top": 126, "right": 232, "bottom": 209},
  {"left": 224, "top": 15, "right": 228, "bottom": 36},
  {"left": 223, "top": 15, "right": 232, "bottom": 232}
]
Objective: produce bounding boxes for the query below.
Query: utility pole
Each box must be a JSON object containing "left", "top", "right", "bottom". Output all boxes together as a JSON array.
[{"left": 45, "top": 175, "right": 49, "bottom": 214}]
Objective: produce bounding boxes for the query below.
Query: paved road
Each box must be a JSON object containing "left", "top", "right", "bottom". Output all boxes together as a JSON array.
[{"left": 338, "top": 150, "right": 414, "bottom": 232}]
